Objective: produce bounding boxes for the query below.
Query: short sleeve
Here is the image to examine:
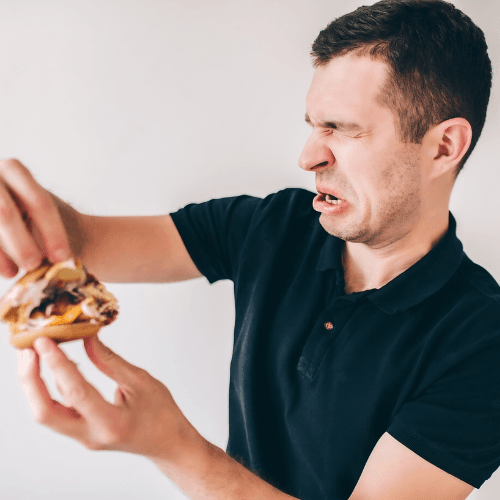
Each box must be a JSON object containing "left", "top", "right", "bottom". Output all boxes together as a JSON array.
[
  {"left": 170, "top": 194, "right": 263, "bottom": 284},
  {"left": 387, "top": 341, "right": 500, "bottom": 488}
]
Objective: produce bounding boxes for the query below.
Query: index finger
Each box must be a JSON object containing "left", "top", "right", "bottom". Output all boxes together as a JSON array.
[
  {"left": 17, "top": 347, "right": 85, "bottom": 432},
  {"left": 33, "top": 337, "right": 115, "bottom": 420},
  {"left": 0, "top": 159, "right": 72, "bottom": 269}
]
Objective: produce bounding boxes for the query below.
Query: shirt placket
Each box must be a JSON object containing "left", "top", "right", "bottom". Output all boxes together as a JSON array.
[{"left": 297, "top": 297, "right": 359, "bottom": 380}]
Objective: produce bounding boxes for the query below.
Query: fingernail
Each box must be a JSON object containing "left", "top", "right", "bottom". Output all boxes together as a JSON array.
[
  {"left": 53, "top": 249, "right": 70, "bottom": 263},
  {"left": 23, "top": 349, "right": 34, "bottom": 361},
  {"left": 18, "top": 348, "right": 33, "bottom": 362},
  {"left": 24, "top": 256, "right": 41, "bottom": 271},
  {"left": 33, "top": 337, "right": 52, "bottom": 354}
]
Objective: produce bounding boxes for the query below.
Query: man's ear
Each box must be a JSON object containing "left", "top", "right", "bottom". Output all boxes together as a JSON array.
[{"left": 422, "top": 118, "right": 472, "bottom": 179}]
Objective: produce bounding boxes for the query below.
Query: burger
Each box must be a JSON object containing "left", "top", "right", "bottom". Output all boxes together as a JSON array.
[{"left": 0, "top": 257, "right": 119, "bottom": 349}]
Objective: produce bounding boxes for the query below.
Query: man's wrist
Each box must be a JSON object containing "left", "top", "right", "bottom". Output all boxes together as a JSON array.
[{"left": 49, "top": 191, "right": 89, "bottom": 260}]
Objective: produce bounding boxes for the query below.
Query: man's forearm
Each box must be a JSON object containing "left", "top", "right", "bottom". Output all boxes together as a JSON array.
[{"left": 150, "top": 435, "right": 299, "bottom": 500}]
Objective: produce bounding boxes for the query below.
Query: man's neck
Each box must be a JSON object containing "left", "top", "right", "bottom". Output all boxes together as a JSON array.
[{"left": 342, "top": 212, "right": 450, "bottom": 295}]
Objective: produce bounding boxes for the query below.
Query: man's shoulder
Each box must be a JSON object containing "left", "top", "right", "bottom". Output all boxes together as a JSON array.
[
  {"left": 457, "top": 254, "right": 500, "bottom": 311},
  {"left": 259, "top": 187, "right": 316, "bottom": 209},
  {"left": 441, "top": 254, "right": 500, "bottom": 346},
  {"left": 246, "top": 187, "right": 319, "bottom": 229},
  {"left": 202, "top": 187, "right": 317, "bottom": 223}
]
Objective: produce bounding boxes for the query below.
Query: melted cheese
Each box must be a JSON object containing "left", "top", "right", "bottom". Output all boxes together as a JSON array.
[{"left": 47, "top": 304, "right": 82, "bottom": 325}]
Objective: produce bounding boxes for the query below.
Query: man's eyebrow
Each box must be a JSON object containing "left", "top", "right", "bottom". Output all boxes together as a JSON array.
[{"left": 304, "top": 113, "right": 364, "bottom": 132}]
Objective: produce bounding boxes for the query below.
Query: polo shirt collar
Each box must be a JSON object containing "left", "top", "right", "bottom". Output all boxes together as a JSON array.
[
  {"left": 316, "top": 230, "right": 344, "bottom": 273},
  {"left": 316, "top": 212, "right": 464, "bottom": 314}
]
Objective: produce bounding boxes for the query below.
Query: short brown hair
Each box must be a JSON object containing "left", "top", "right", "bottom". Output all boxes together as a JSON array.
[{"left": 311, "top": 0, "right": 492, "bottom": 176}]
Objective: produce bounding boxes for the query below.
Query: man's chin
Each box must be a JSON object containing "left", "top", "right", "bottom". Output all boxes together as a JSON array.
[{"left": 318, "top": 213, "right": 365, "bottom": 243}]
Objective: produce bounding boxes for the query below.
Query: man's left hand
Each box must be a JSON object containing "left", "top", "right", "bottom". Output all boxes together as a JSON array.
[{"left": 17, "top": 335, "right": 199, "bottom": 462}]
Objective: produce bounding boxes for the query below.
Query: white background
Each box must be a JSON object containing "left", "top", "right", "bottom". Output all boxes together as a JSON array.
[{"left": 0, "top": 1, "right": 498, "bottom": 499}]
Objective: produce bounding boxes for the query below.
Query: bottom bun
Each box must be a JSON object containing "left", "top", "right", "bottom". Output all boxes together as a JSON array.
[{"left": 9, "top": 322, "right": 102, "bottom": 349}]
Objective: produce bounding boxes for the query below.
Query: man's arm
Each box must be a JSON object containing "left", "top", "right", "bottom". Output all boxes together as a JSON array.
[
  {"left": 19, "top": 336, "right": 297, "bottom": 500},
  {"left": 76, "top": 213, "right": 203, "bottom": 283},
  {"left": 154, "top": 432, "right": 475, "bottom": 500},
  {"left": 348, "top": 433, "right": 474, "bottom": 500},
  {"left": 19, "top": 337, "right": 476, "bottom": 500},
  {"left": 51, "top": 185, "right": 202, "bottom": 284},
  {"left": 0, "top": 158, "right": 202, "bottom": 284}
]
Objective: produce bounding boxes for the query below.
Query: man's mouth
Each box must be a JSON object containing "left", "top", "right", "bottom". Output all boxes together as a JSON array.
[
  {"left": 324, "top": 194, "right": 341, "bottom": 205},
  {"left": 316, "top": 187, "right": 344, "bottom": 204},
  {"left": 313, "top": 189, "right": 350, "bottom": 215}
]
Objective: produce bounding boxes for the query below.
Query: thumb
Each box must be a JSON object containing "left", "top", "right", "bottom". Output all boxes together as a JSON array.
[{"left": 84, "top": 335, "right": 139, "bottom": 386}]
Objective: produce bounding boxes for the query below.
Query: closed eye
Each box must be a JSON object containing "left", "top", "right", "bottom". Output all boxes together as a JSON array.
[{"left": 305, "top": 113, "right": 364, "bottom": 133}]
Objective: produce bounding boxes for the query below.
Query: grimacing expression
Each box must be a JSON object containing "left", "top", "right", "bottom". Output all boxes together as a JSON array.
[{"left": 299, "top": 53, "right": 424, "bottom": 248}]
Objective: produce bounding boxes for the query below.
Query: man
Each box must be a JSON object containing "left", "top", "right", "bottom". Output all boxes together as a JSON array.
[{"left": 6, "top": 0, "right": 499, "bottom": 498}]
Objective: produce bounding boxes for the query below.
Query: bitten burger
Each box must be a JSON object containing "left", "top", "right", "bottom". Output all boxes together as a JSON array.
[{"left": 0, "top": 257, "right": 118, "bottom": 349}]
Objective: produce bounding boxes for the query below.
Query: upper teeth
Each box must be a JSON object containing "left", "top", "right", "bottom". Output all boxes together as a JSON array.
[{"left": 326, "top": 194, "right": 340, "bottom": 205}]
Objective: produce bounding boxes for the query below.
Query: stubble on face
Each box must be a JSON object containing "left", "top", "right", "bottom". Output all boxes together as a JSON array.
[{"left": 318, "top": 143, "right": 422, "bottom": 248}]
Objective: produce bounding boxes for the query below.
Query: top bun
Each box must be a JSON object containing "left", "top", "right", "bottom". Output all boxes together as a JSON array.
[
  {"left": 0, "top": 258, "right": 85, "bottom": 322},
  {"left": 0, "top": 257, "right": 118, "bottom": 339}
]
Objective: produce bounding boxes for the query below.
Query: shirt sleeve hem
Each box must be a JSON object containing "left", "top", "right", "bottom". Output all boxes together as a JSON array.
[
  {"left": 170, "top": 210, "right": 220, "bottom": 284},
  {"left": 387, "top": 420, "right": 485, "bottom": 489}
]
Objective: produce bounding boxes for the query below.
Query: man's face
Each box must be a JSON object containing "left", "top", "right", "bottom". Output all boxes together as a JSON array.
[{"left": 299, "top": 53, "right": 424, "bottom": 247}]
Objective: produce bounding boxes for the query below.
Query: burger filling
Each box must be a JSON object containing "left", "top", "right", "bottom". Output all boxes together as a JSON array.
[{"left": 4, "top": 258, "right": 118, "bottom": 332}]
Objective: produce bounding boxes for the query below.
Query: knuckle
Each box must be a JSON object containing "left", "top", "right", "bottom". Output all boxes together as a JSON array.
[
  {"left": 0, "top": 159, "right": 30, "bottom": 179},
  {"left": 85, "top": 422, "right": 129, "bottom": 451},
  {"left": 28, "top": 191, "right": 53, "bottom": 214},
  {"left": 84, "top": 440, "right": 106, "bottom": 451},
  {"left": 0, "top": 158, "right": 21, "bottom": 172},
  {"left": 108, "top": 416, "right": 132, "bottom": 447},
  {"left": 48, "top": 235, "right": 70, "bottom": 256},
  {"left": 104, "top": 427, "right": 127, "bottom": 448},
  {"left": 0, "top": 253, "right": 19, "bottom": 277},
  {"left": 132, "top": 367, "right": 151, "bottom": 387},
  {"left": 0, "top": 198, "right": 17, "bottom": 222},
  {"left": 64, "top": 383, "right": 90, "bottom": 405},
  {"left": 32, "top": 406, "right": 53, "bottom": 425},
  {"left": 20, "top": 250, "right": 41, "bottom": 265}
]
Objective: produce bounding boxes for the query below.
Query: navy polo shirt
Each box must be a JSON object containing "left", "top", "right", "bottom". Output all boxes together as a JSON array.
[{"left": 170, "top": 188, "right": 500, "bottom": 500}]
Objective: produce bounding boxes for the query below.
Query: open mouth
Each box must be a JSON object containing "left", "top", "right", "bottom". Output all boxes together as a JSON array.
[
  {"left": 324, "top": 193, "right": 341, "bottom": 205},
  {"left": 318, "top": 190, "right": 343, "bottom": 205},
  {"left": 313, "top": 190, "right": 349, "bottom": 215}
]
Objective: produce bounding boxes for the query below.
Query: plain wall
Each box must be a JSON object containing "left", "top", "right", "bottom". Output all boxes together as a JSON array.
[{"left": 0, "top": 1, "right": 497, "bottom": 498}]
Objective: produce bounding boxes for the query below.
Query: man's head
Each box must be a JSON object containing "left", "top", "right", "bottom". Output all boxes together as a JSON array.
[
  {"left": 299, "top": 1, "right": 491, "bottom": 246},
  {"left": 310, "top": 0, "right": 492, "bottom": 177}
]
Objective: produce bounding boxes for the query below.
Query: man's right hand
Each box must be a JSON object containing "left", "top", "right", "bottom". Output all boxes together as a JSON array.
[
  {"left": 0, "top": 158, "right": 202, "bottom": 284},
  {"left": 0, "top": 159, "right": 73, "bottom": 278}
]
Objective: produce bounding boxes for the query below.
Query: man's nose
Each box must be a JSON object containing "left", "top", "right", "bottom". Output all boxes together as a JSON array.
[{"left": 298, "top": 133, "right": 335, "bottom": 172}]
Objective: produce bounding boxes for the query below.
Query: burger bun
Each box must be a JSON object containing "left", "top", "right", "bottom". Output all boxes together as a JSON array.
[{"left": 10, "top": 322, "right": 102, "bottom": 349}]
